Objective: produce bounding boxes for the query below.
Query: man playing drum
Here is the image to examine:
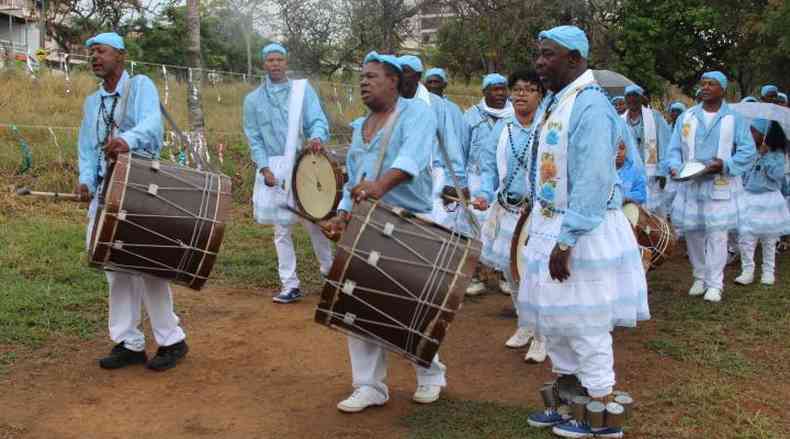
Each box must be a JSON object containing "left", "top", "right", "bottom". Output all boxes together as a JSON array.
[
  {"left": 519, "top": 26, "right": 649, "bottom": 438},
  {"left": 243, "top": 43, "right": 334, "bottom": 304},
  {"left": 321, "top": 51, "right": 446, "bottom": 412},
  {"left": 76, "top": 32, "right": 188, "bottom": 371}
]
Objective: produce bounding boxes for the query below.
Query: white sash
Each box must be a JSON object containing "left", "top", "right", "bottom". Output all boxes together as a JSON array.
[
  {"left": 621, "top": 107, "right": 657, "bottom": 176},
  {"left": 680, "top": 108, "right": 737, "bottom": 200}
]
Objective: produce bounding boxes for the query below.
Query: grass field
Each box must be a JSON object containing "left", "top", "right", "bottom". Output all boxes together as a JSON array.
[{"left": 1, "top": 67, "right": 789, "bottom": 438}]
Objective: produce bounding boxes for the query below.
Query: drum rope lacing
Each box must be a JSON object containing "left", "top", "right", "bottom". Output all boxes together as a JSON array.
[{"left": 97, "top": 158, "right": 229, "bottom": 281}]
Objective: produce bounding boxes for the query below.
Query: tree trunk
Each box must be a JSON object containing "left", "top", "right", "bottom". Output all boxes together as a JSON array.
[
  {"left": 186, "top": 0, "right": 207, "bottom": 168},
  {"left": 243, "top": 23, "right": 253, "bottom": 80}
]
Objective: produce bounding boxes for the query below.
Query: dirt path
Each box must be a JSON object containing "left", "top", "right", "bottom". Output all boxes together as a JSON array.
[{"left": 0, "top": 280, "right": 775, "bottom": 439}]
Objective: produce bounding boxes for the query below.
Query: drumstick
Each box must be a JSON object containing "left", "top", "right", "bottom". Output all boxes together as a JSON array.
[
  {"left": 15, "top": 187, "right": 82, "bottom": 201},
  {"left": 280, "top": 204, "right": 321, "bottom": 225}
]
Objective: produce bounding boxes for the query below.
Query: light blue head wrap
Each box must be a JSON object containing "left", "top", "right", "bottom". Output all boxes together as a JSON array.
[
  {"left": 363, "top": 51, "right": 402, "bottom": 72},
  {"left": 624, "top": 84, "right": 644, "bottom": 97},
  {"left": 761, "top": 85, "right": 778, "bottom": 97},
  {"left": 538, "top": 25, "right": 590, "bottom": 59},
  {"left": 611, "top": 96, "right": 624, "bottom": 104},
  {"left": 779, "top": 92, "right": 788, "bottom": 103},
  {"left": 425, "top": 68, "right": 448, "bottom": 83},
  {"left": 701, "top": 71, "right": 728, "bottom": 90},
  {"left": 740, "top": 96, "right": 758, "bottom": 103},
  {"left": 397, "top": 55, "right": 424, "bottom": 73},
  {"left": 482, "top": 73, "right": 507, "bottom": 90},
  {"left": 262, "top": 43, "right": 287, "bottom": 59},
  {"left": 85, "top": 32, "right": 125, "bottom": 51},
  {"left": 669, "top": 102, "right": 687, "bottom": 113},
  {"left": 752, "top": 118, "right": 769, "bottom": 135}
]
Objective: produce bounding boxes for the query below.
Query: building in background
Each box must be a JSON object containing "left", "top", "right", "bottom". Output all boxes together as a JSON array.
[
  {"left": 0, "top": 0, "right": 43, "bottom": 57},
  {"left": 404, "top": 2, "right": 457, "bottom": 50}
]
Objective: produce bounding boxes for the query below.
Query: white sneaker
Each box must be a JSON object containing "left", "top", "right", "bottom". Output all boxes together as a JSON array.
[
  {"left": 499, "top": 279, "right": 513, "bottom": 295},
  {"left": 735, "top": 271, "right": 754, "bottom": 285},
  {"left": 412, "top": 385, "right": 441, "bottom": 404},
  {"left": 525, "top": 337, "right": 547, "bottom": 363},
  {"left": 703, "top": 287, "right": 722, "bottom": 303},
  {"left": 688, "top": 280, "right": 706, "bottom": 296},
  {"left": 337, "top": 387, "right": 388, "bottom": 413},
  {"left": 505, "top": 327, "right": 533, "bottom": 348},
  {"left": 466, "top": 279, "right": 485, "bottom": 296},
  {"left": 761, "top": 273, "right": 775, "bottom": 285}
]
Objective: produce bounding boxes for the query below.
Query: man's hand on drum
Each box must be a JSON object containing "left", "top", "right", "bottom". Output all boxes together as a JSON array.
[
  {"left": 472, "top": 197, "right": 489, "bottom": 211},
  {"left": 703, "top": 158, "right": 724, "bottom": 175},
  {"left": 320, "top": 210, "right": 350, "bottom": 241},
  {"left": 260, "top": 167, "right": 277, "bottom": 187},
  {"left": 75, "top": 183, "right": 92, "bottom": 202},
  {"left": 351, "top": 180, "right": 384, "bottom": 202},
  {"left": 307, "top": 138, "right": 323, "bottom": 153},
  {"left": 103, "top": 137, "right": 129, "bottom": 160},
  {"left": 549, "top": 243, "right": 572, "bottom": 282}
]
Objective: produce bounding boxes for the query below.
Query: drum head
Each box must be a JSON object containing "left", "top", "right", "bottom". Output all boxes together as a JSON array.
[
  {"left": 293, "top": 150, "right": 344, "bottom": 221},
  {"left": 622, "top": 203, "right": 640, "bottom": 227},
  {"left": 509, "top": 210, "right": 531, "bottom": 285},
  {"left": 674, "top": 160, "right": 706, "bottom": 181}
]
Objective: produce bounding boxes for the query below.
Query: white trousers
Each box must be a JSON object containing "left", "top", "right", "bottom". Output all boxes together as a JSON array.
[
  {"left": 546, "top": 333, "right": 614, "bottom": 398},
  {"left": 686, "top": 230, "right": 728, "bottom": 290},
  {"left": 347, "top": 337, "right": 447, "bottom": 399},
  {"left": 273, "top": 219, "right": 334, "bottom": 291},
  {"left": 739, "top": 234, "right": 778, "bottom": 275},
  {"left": 107, "top": 271, "right": 186, "bottom": 352}
]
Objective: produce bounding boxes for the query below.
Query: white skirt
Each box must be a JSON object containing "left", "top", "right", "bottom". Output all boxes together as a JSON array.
[
  {"left": 252, "top": 156, "right": 296, "bottom": 225},
  {"left": 671, "top": 179, "right": 740, "bottom": 233},
  {"left": 738, "top": 190, "right": 790, "bottom": 238},
  {"left": 517, "top": 209, "right": 649, "bottom": 337},
  {"left": 479, "top": 203, "right": 520, "bottom": 271}
]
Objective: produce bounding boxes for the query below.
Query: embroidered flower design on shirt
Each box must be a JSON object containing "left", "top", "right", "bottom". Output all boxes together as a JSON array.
[{"left": 539, "top": 152, "right": 558, "bottom": 217}]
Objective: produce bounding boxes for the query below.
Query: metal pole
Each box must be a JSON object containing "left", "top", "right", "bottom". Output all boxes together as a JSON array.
[{"left": 8, "top": 14, "right": 13, "bottom": 59}]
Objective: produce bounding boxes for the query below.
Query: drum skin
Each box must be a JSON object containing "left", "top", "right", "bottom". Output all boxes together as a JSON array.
[
  {"left": 89, "top": 153, "right": 232, "bottom": 290},
  {"left": 292, "top": 148, "right": 347, "bottom": 221},
  {"left": 622, "top": 202, "right": 676, "bottom": 271},
  {"left": 315, "top": 199, "right": 481, "bottom": 368}
]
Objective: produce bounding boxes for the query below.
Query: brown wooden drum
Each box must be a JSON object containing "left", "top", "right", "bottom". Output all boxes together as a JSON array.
[
  {"left": 622, "top": 203, "right": 676, "bottom": 271},
  {"left": 89, "top": 153, "right": 232, "bottom": 290},
  {"left": 315, "top": 199, "right": 481, "bottom": 368},
  {"left": 509, "top": 209, "right": 532, "bottom": 285},
  {"left": 292, "top": 148, "right": 347, "bottom": 221}
]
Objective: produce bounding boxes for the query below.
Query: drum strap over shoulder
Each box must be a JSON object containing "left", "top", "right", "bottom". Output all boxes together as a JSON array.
[{"left": 373, "top": 108, "right": 401, "bottom": 178}]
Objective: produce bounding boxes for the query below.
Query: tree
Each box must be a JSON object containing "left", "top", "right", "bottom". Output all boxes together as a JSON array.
[{"left": 186, "top": 0, "right": 207, "bottom": 167}]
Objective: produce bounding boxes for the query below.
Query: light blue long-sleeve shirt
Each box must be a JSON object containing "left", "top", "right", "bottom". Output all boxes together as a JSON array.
[
  {"left": 445, "top": 97, "right": 470, "bottom": 159},
  {"left": 743, "top": 150, "right": 786, "bottom": 193},
  {"left": 78, "top": 70, "right": 163, "bottom": 194},
  {"left": 464, "top": 105, "right": 507, "bottom": 171},
  {"left": 666, "top": 103, "right": 756, "bottom": 179},
  {"left": 618, "top": 159, "right": 647, "bottom": 204},
  {"left": 541, "top": 83, "right": 622, "bottom": 247},
  {"left": 477, "top": 115, "right": 534, "bottom": 203},
  {"left": 338, "top": 97, "right": 436, "bottom": 214},
  {"left": 425, "top": 92, "right": 467, "bottom": 187},
  {"left": 624, "top": 108, "right": 671, "bottom": 176},
  {"left": 243, "top": 77, "right": 329, "bottom": 171}
]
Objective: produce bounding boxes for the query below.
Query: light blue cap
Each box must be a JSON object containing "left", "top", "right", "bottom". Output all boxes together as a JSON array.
[
  {"left": 669, "top": 102, "right": 687, "bottom": 112},
  {"left": 482, "top": 73, "right": 507, "bottom": 90},
  {"left": 538, "top": 25, "right": 590, "bottom": 59},
  {"left": 425, "top": 67, "right": 447, "bottom": 82},
  {"left": 85, "top": 32, "right": 125, "bottom": 51},
  {"left": 611, "top": 96, "right": 625, "bottom": 103},
  {"left": 779, "top": 92, "right": 788, "bottom": 103},
  {"left": 397, "top": 55, "right": 424, "bottom": 73},
  {"left": 741, "top": 96, "right": 758, "bottom": 103},
  {"left": 363, "top": 51, "right": 402, "bottom": 72},
  {"left": 262, "top": 43, "right": 287, "bottom": 58},
  {"left": 624, "top": 84, "right": 644, "bottom": 97},
  {"left": 761, "top": 84, "right": 778, "bottom": 97},
  {"left": 701, "top": 71, "right": 728, "bottom": 89},
  {"left": 752, "top": 118, "right": 769, "bottom": 135}
]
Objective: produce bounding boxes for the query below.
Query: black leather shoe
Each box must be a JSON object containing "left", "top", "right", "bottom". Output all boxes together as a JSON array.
[
  {"left": 99, "top": 343, "right": 147, "bottom": 369},
  {"left": 147, "top": 340, "right": 189, "bottom": 371}
]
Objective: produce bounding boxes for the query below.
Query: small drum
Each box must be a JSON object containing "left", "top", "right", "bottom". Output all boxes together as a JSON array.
[
  {"left": 622, "top": 203, "right": 676, "bottom": 271},
  {"left": 673, "top": 160, "right": 706, "bottom": 181},
  {"left": 509, "top": 209, "right": 532, "bottom": 285},
  {"left": 292, "top": 148, "right": 347, "bottom": 221},
  {"left": 89, "top": 153, "right": 231, "bottom": 290},
  {"left": 315, "top": 199, "right": 481, "bottom": 368}
]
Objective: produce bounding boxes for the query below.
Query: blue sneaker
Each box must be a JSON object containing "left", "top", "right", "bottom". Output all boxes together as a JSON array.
[
  {"left": 528, "top": 409, "right": 567, "bottom": 428},
  {"left": 273, "top": 288, "right": 303, "bottom": 304},
  {"left": 592, "top": 427, "right": 623, "bottom": 438},
  {"left": 552, "top": 420, "right": 592, "bottom": 438}
]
